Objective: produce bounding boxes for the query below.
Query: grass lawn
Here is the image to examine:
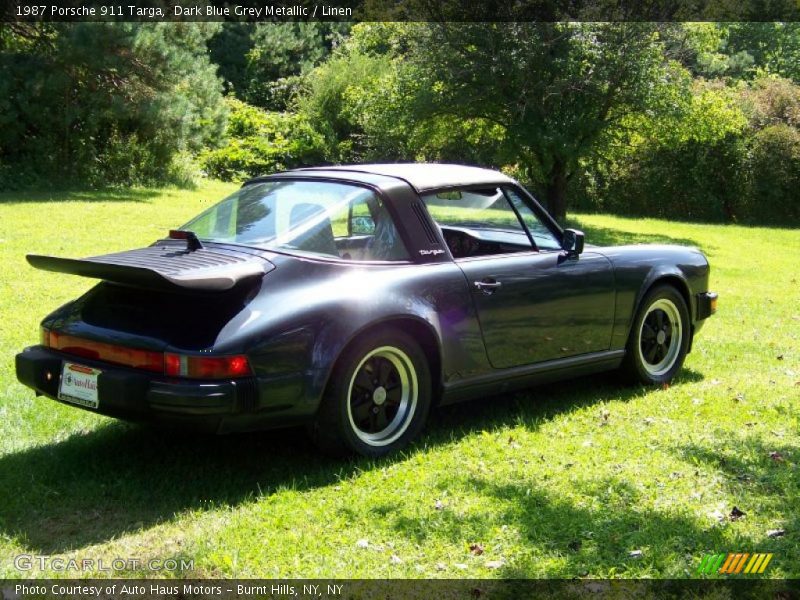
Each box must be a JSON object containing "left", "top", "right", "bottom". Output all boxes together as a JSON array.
[{"left": 0, "top": 181, "right": 797, "bottom": 579}]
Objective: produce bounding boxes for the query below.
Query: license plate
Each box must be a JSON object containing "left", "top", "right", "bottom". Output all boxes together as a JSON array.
[{"left": 58, "top": 362, "right": 100, "bottom": 409}]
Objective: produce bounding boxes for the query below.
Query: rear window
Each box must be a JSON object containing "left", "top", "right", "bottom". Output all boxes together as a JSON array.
[{"left": 182, "top": 180, "right": 410, "bottom": 262}]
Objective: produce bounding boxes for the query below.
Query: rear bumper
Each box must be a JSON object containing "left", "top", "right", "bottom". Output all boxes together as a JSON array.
[{"left": 15, "top": 346, "right": 306, "bottom": 433}]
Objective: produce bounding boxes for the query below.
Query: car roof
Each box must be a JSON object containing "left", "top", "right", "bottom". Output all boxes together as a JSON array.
[{"left": 280, "top": 163, "right": 516, "bottom": 193}]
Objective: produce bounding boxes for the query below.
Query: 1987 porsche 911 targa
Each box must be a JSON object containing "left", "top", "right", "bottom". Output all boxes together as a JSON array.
[{"left": 16, "top": 164, "right": 717, "bottom": 456}]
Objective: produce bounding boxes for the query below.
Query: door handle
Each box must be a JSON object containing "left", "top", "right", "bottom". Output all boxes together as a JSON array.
[{"left": 474, "top": 279, "right": 502, "bottom": 295}]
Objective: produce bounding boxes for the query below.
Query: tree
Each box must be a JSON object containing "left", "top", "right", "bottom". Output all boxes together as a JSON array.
[
  {"left": 0, "top": 22, "right": 226, "bottom": 187},
  {"left": 240, "top": 23, "right": 350, "bottom": 110},
  {"left": 208, "top": 22, "right": 256, "bottom": 96},
  {"left": 402, "top": 23, "right": 684, "bottom": 220}
]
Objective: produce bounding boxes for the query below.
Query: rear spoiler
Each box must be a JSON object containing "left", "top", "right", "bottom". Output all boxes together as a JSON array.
[{"left": 27, "top": 243, "right": 273, "bottom": 292}]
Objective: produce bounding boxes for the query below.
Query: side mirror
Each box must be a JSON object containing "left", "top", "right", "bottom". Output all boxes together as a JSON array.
[{"left": 562, "top": 228, "right": 584, "bottom": 257}]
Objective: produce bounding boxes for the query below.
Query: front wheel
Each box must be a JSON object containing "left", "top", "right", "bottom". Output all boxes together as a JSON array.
[
  {"left": 309, "top": 328, "right": 432, "bottom": 457},
  {"left": 620, "top": 285, "right": 690, "bottom": 385}
]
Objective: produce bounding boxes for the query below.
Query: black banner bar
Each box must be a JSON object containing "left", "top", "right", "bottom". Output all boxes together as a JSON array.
[
  {"left": 2, "top": 579, "right": 800, "bottom": 600},
  {"left": 2, "top": 0, "right": 800, "bottom": 22}
]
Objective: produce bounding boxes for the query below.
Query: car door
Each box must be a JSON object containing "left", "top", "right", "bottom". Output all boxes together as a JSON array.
[{"left": 422, "top": 185, "right": 616, "bottom": 369}]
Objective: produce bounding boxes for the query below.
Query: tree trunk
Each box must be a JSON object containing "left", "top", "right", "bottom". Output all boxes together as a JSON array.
[{"left": 545, "top": 159, "right": 568, "bottom": 223}]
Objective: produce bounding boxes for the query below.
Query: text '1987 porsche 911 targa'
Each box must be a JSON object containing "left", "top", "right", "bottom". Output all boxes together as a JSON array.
[{"left": 16, "top": 164, "right": 717, "bottom": 456}]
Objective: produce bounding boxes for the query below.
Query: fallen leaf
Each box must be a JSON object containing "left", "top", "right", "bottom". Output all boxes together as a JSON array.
[
  {"left": 469, "top": 543, "right": 485, "bottom": 556},
  {"left": 356, "top": 539, "right": 369, "bottom": 548},
  {"left": 769, "top": 451, "right": 785, "bottom": 462},
  {"left": 390, "top": 554, "right": 403, "bottom": 564},
  {"left": 729, "top": 506, "right": 746, "bottom": 521},
  {"left": 661, "top": 382, "right": 670, "bottom": 390},
  {"left": 629, "top": 550, "right": 643, "bottom": 558},
  {"left": 767, "top": 529, "right": 785, "bottom": 538},
  {"left": 485, "top": 560, "right": 504, "bottom": 569}
]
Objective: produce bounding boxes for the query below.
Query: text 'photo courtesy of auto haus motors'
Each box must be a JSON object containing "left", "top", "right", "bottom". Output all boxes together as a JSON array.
[{"left": 16, "top": 164, "right": 717, "bottom": 457}]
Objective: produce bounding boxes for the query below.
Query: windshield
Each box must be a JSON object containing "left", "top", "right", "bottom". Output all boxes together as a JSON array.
[{"left": 181, "top": 180, "right": 410, "bottom": 262}]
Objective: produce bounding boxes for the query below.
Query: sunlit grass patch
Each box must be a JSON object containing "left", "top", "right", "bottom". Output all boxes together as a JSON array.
[{"left": 0, "top": 187, "right": 797, "bottom": 578}]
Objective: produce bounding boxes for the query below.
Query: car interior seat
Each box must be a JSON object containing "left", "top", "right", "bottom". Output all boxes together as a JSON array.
[{"left": 288, "top": 203, "right": 339, "bottom": 257}]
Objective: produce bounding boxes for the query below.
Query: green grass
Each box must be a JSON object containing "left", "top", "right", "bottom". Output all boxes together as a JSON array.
[{"left": 0, "top": 184, "right": 798, "bottom": 579}]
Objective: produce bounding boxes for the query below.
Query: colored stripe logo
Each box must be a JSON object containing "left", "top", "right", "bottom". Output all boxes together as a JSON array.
[{"left": 697, "top": 553, "right": 773, "bottom": 575}]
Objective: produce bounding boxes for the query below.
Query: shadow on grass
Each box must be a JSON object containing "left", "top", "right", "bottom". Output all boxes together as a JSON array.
[
  {"left": 0, "top": 369, "right": 704, "bottom": 556},
  {"left": 563, "top": 217, "right": 709, "bottom": 252},
  {"left": 0, "top": 188, "right": 166, "bottom": 205}
]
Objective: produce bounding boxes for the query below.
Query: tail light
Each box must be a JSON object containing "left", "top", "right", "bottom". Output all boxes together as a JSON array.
[
  {"left": 164, "top": 353, "right": 252, "bottom": 379},
  {"left": 47, "top": 331, "right": 163, "bottom": 373},
  {"left": 40, "top": 328, "right": 251, "bottom": 379}
]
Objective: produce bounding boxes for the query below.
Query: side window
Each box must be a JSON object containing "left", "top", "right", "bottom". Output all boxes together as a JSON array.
[
  {"left": 329, "top": 195, "right": 409, "bottom": 262},
  {"left": 274, "top": 189, "right": 409, "bottom": 261},
  {"left": 421, "top": 187, "right": 533, "bottom": 258},
  {"left": 503, "top": 187, "right": 562, "bottom": 251}
]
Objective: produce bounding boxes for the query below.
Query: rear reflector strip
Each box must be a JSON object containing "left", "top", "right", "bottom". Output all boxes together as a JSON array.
[
  {"left": 42, "top": 331, "right": 252, "bottom": 379},
  {"left": 47, "top": 331, "right": 163, "bottom": 372}
]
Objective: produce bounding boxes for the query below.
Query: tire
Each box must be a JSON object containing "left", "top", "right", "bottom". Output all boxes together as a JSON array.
[
  {"left": 620, "top": 284, "right": 691, "bottom": 385},
  {"left": 309, "top": 327, "right": 432, "bottom": 457}
]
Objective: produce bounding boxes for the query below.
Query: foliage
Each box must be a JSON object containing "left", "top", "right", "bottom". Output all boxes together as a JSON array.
[
  {"left": 298, "top": 49, "right": 397, "bottom": 162},
  {"left": 740, "top": 76, "right": 800, "bottom": 129},
  {"left": 208, "top": 23, "right": 350, "bottom": 111},
  {"left": 662, "top": 23, "right": 800, "bottom": 82},
  {"left": 198, "top": 98, "right": 325, "bottom": 182},
  {"left": 591, "top": 84, "right": 748, "bottom": 221},
  {"left": 589, "top": 77, "right": 800, "bottom": 225},
  {"left": 207, "top": 22, "right": 255, "bottom": 96},
  {"left": 298, "top": 23, "right": 685, "bottom": 221},
  {"left": 0, "top": 22, "right": 226, "bottom": 189},
  {"left": 743, "top": 124, "right": 800, "bottom": 224}
]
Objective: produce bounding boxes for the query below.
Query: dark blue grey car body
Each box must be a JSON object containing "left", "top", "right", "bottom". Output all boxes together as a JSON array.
[{"left": 16, "top": 164, "right": 716, "bottom": 454}]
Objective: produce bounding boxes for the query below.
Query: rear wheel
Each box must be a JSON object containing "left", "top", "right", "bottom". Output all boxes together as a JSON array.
[
  {"left": 310, "top": 328, "right": 431, "bottom": 457},
  {"left": 621, "top": 285, "right": 690, "bottom": 385}
]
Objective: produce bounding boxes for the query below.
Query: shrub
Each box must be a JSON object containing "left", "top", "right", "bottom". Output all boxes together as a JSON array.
[
  {"left": 742, "top": 124, "right": 800, "bottom": 225},
  {"left": 602, "top": 135, "right": 747, "bottom": 222},
  {"left": 594, "top": 85, "right": 749, "bottom": 222},
  {"left": 199, "top": 98, "right": 326, "bottom": 182}
]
